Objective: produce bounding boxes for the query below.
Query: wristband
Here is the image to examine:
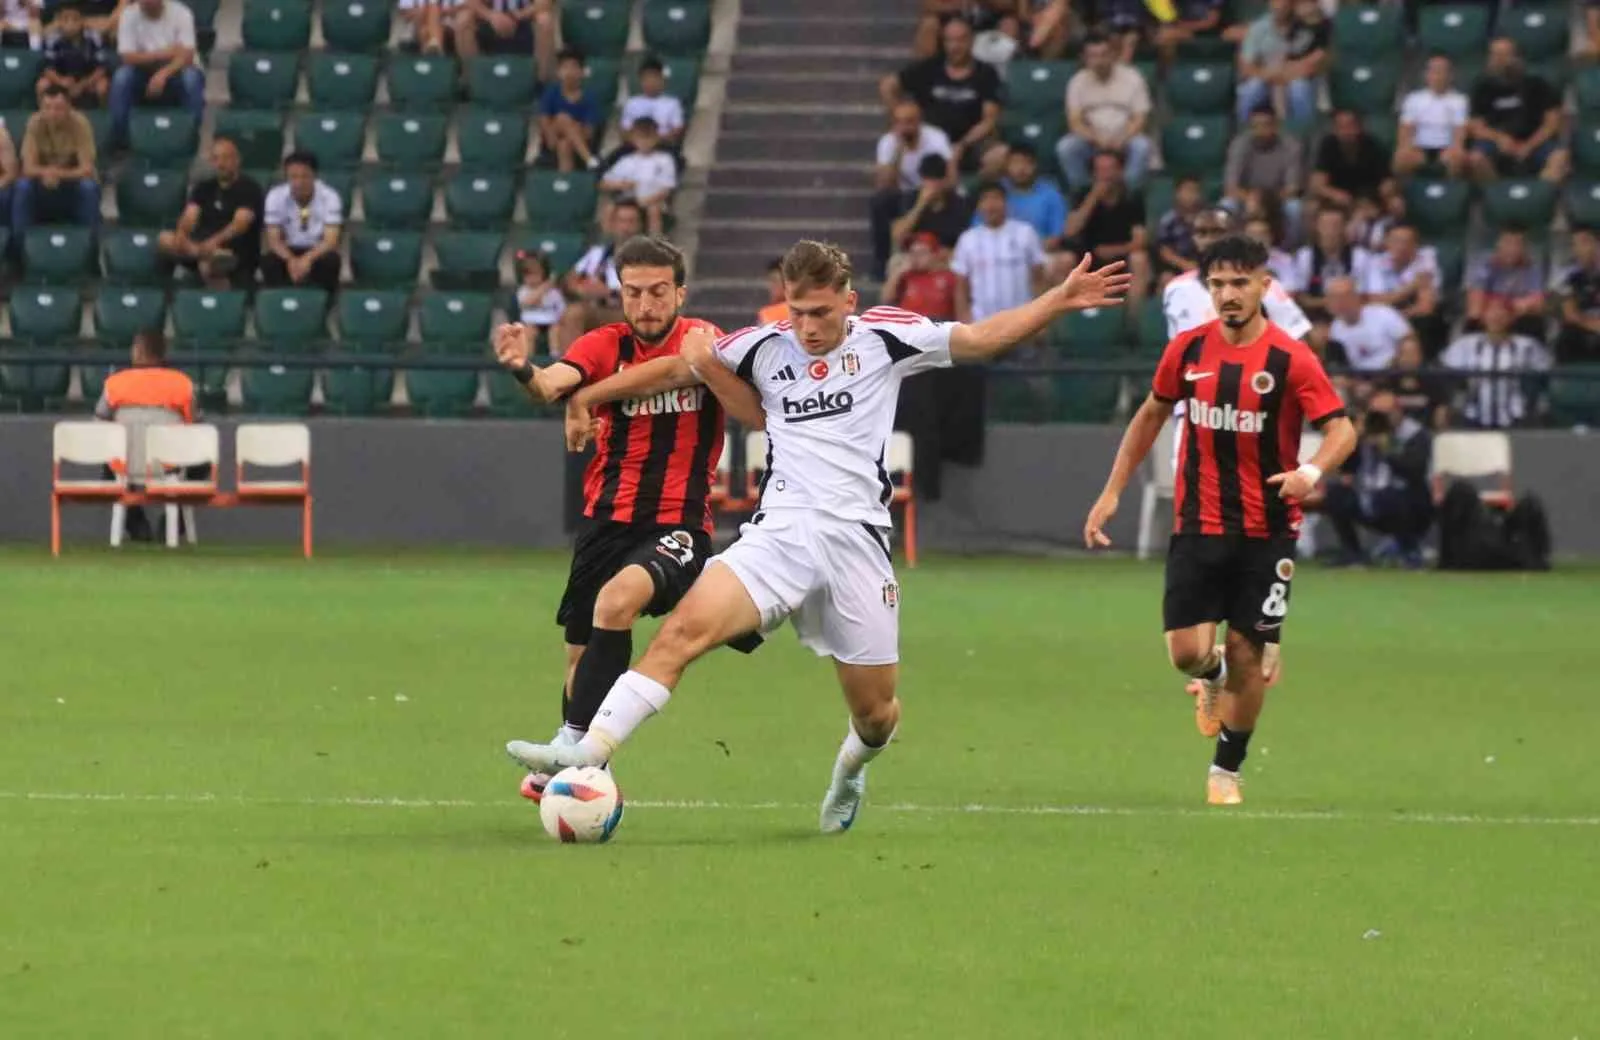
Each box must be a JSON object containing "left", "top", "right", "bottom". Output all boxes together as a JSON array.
[
  {"left": 1296, "top": 463, "right": 1323, "bottom": 484},
  {"left": 512, "top": 361, "right": 535, "bottom": 386}
]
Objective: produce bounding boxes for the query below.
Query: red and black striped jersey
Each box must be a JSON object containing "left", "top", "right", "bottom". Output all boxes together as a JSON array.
[
  {"left": 1153, "top": 320, "right": 1345, "bottom": 539},
  {"left": 557, "top": 318, "right": 726, "bottom": 533}
]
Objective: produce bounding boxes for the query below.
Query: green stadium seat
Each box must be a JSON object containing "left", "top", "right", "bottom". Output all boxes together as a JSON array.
[
  {"left": 9, "top": 286, "right": 82, "bottom": 343},
  {"left": 562, "top": 0, "right": 631, "bottom": 59},
  {"left": 628, "top": 55, "right": 702, "bottom": 108},
  {"left": 1550, "top": 366, "right": 1600, "bottom": 427},
  {"left": 1165, "top": 63, "right": 1232, "bottom": 116},
  {"left": 77, "top": 361, "right": 111, "bottom": 404},
  {"left": 1403, "top": 179, "right": 1470, "bottom": 237},
  {"left": 22, "top": 227, "right": 95, "bottom": 284},
  {"left": 241, "top": 0, "right": 311, "bottom": 51},
  {"left": 641, "top": 0, "right": 712, "bottom": 56},
  {"left": 0, "top": 109, "right": 29, "bottom": 145},
  {"left": 404, "top": 368, "right": 481, "bottom": 415},
  {"left": 1136, "top": 297, "right": 1167, "bottom": 357},
  {"left": 1050, "top": 374, "right": 1122, "bottom": 423},
  {"left": 1432, "top": 239, "right": 1465, "bottom": 291},
  {"left": 432, "top": 231, "right": 504, "bottom": 291},
  {"left": 323, "top": 365, "right": 395, "bottom": 415},
  {"left": 336, "top": 289, "right": 412, "bottom": 347},
  {"left": 458, "top": 107, "right": 530, "bottom": 170},
  {"left": 94, "top": 288, "right": 167, "bottom": 347},
  {"left": 117, "top": 167, "right": 189, "bottom": 226},
  {"left": 1329, "top": 63, "right": 1398, "bottom": 117},
  {"left": 1499, "top": 3, "right": 1567, "bottom": 63},
  {"left": 189, "top": 0, "right": 220, "bottom": 29},
  {"left": 360, "top": 170, "right": 433, "bottom": 228},
  {"left": 387, "top": 55, "right": 458, "bottom": 109},
  {"left": 1051, "top": 306, "right": 1124, "bottom": 356},
  {"left": 523, "top": 171, "right": 598, "bottom": 233},
  {"left": 1578, "top": 67, "right": 1600, "bottom": 116},
  {"left": 0, "top": 49, "right": 43, "bottom": 107},
  {"left": 1000, "top": 111, "right": 1065, "bottom": 175},
  {"left": 417, "top": 291, "right": 495, "bottom": 351},
  {"left": 291, "top": 111, "right": 366, "bottom": 169},
  {"left": 1417, "top": 5, "right": 1489, "bottom": 60},
  {"left": 172, "top": 289, "right": 249, "bottom": 345},
  {"left": 254, "top": 288, "right": 330, "bottom": 348},
  {"left": 1565, "top": 181, "right": 1600, "bottom": 229},
  {"left": 319, "top": 168, "right": 356, "bottom": 214},
  {"left": 1481, "top": 179, "right": 1557, "bottom": 232},
  {"left": 212, "top": 109, "right": 286, "bottom": 169},
  {"left": 350, "top": 230, "right": 424, "bottom": 287},
  {"left": 321, "top": 0, "right": 392, "bottom": 52},
  {"left": 83, "top": 109, "right": 112, "bottom": 163},
  {"left": 307, "top": 51, "right": 379, "bottom": 110},
  {"left": 228, "top": 51, "right": 300, "bottom": 109},
  {"left": 240, "top": 365, "right": 314, "bottom": 414},
  {"left": 128, "top": 110, "right": 199, "bottom": 168},
  {"left": 444, "top": 172, "right": 516, "bottom": 228},
  {"left": 466, "top": 56, "right": 538, "bottom": 110},
  {"left": 1331, "top": 3, "right": 1403, "bottom": 58},
  {"left": 1161, "top": 117, "right": 1228, "bottom": 177},
  {"left": 1573, "top": 121, "right": 1600, "bottom": 178},
  {"left": 0, "top": 352, "right": 69, "bottom": 401},
  {"left": 1004, "top": 61, "right": 1074, "bottom": 118},
  {"left": 101, "top": 229, "right": 164, "bottom": 286},
  {"left": 513, "top": 230, "right": 587, "bottom": 274},
  {"left": 584, "top": 57, "right": 622, "bottom": 117},
  {"left": 375, "top": 112, "right": 448, "bottom": 167}
]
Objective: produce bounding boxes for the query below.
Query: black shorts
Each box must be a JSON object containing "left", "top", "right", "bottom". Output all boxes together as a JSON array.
[
  {"left": 556, "top": 519, "right": 711, "bottom": 646},
  {"left": 476, "top": 19, "right": 535, "bottom": 54},
  {"left": 1163, "top": 534, "right": 1297, "bottom": 646}
]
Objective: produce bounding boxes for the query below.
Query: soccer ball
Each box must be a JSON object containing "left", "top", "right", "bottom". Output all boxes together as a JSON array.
[{"left": 539, "top": 766, "right": 624, "bottom": 844}]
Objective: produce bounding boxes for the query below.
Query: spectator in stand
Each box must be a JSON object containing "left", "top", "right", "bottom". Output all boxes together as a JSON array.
[
  {"left": 44, "top": 0, "right": 125, "bottom": 37},
  {"left": 0, "top": 0, "right": 33, "bottom": 48},
  {"left": 1441, "top": 299, "right": 1552, "bottom": 429},
  {"left": 1383, "top": 334, "right": 1450, "bottom": 431},
  {"left": 1586, "top": 1, "right": 1600, "bottom": 63},
  {"left": 513, "top": 249, "right": 565, "bottom": 353},
  {"left": 993, "top": 143, "right": 1066, "bottom": 252},
  {"left": 1323, "top": 389, "right": 1434, "bottom": 569},
  {"left": 1224, "top": 103, "right": 1303, "bottom": 238},
  {"left": 1293, "top": 206, "right": 1370, "bottom": 315},
  {"left": 1282, "top": 0, "right": 1328, "bottom": 89},
  {"left": 1361, "top": 223, "right": 1444, "bottom": 355},
  {"left": 1235, "top": 0, "right": 1315, "bottom": 126},
  {"left": 538, "top": 47, "right": 600, "bottom": 172},
  {"left": 552, "top": 200, "right": 641, "bottom": 350},
  {"left": 260, "top": 151, "right": 343, "bottom": 295},
  {"left": 1155, "top": 174, "right": 1203, "bottom": 282},
  {"left": 111, "top": 0, "right": 203, "bottom": 149},
  {"left": 397, "top": 0, "right": 462, "bottom": 54},
  {"left": 884, "top": 232, "right": 960, "bottom": 321},
  {"left": 13, "top": 87, "right": 98, "bottom": 238},
  {"left": 1467, "top": 37, "right": 1567, "bottom": 184},
  {"left": 953, "top": 182, "right": 1047, "bottom": 324},
  {"left": 0, "top": 119, "right": 14, "bottom": 227},
  {"left": 1465, "top": 229, "right": 1544, "bottom": 337},
  {"left": 157, "top": 136, "right": 263, "bottom": 288},
  {"left": 889, "top": 154, "right": 973, "bottom": 271},
  {"left": 619, "top": 57, "right": 686, "bottom": 156},
  {"left": 457, "top": 0, "right": 557, "bottom": 79},
  {"left": 1244, "top": 214, "right": 1296, "bottom": 288},
  {"left": 37, "top": 3, "right": 111, "bottom": 106},
  {"left": 1554, "top": 226, "right": 1600, "bottom": 364},
  {"left": 1326, "top": 275, "right": 1411, "bottom": 373},
  {"left": 1152, "top": 0, "right": 1225, "bottom": 65},
  {"left": 1056, "top": 31, "right": 1151, "bottom": 193},
  {"left": 1394, "top": 54, "right": 1469, "bottom": 180},
  {"left": 917, "top": 1, "right": 1061, "bottom": 61},
  {"left": 598, "top": 117, "right": 676, "bottom": 235},
  {"left": 870, "top": 99, "right": 953, "bottom": 277},
  {"left": 1311, "top": 109, "right": 1392, "bottom": 213},
  {"left": 881, "top": 17, "right": 1001, "bottom": 173},
  {"left": 973, "top": 12, "right": 1023, "bottom": 71},
  {"left": 1063, "top": 149, "right": 1147, "bottom": 310},
  {"left": 757, "top": 258, "right": 787, "bottom": 325}
]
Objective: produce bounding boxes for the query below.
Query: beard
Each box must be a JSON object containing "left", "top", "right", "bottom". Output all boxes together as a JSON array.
[
  {"left": 627, "top": 310, "right": 680, "bottom": 344},
  {"left": 1221, "top": 306, "right": 1258, "bottom": 329}
]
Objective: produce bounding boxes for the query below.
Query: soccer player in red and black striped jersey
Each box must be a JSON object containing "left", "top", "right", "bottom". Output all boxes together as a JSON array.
[
  {"left": 1084, "top": 235, "right": 1357, "bottom": 806},
  {"left": 493, "top": 235, "right": 765, "bottom": 800}
]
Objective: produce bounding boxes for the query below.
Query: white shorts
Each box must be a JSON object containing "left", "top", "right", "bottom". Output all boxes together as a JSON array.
[{"left": 711, "top": 509, "right": 900, "bottom": 666}]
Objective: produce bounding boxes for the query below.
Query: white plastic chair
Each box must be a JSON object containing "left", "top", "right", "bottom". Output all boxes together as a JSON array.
[
  {"left": 51, "top": 421, "right": 127, "bottom": 556},
  {"left": 144, "top": 424, "right": 220, "bottom": 548},
  {"left": 1430, "top": 431, "right": 1513, "bottom": 508},
  {"left": 235, "top": 423, "right": 314, "bottom": 558}
]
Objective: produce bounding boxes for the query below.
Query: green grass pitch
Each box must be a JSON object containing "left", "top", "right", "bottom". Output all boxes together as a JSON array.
[{"left": 2, "top": 547, "right": 1597, "bottom": 1038}]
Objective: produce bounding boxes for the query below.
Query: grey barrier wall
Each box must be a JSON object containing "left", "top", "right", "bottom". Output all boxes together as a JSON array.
[{"left": 3, "top": 417, "right": 1598, "bottom": 556}]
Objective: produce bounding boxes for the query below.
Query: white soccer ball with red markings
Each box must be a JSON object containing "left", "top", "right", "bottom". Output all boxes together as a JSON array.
[{"left": 539, "top": 766, "right": 624, "bottom": 843}]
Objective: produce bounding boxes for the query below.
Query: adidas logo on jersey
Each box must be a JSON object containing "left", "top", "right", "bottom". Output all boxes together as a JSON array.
[
  {"left": 1187, "top": 402, "right": 1269, "bottom": 434},
  {"left": 771, "top": 365, "right": 798, "bottom": 383},
  {"left": 781, "top": 389, "right": 855, "bottom": 423}
]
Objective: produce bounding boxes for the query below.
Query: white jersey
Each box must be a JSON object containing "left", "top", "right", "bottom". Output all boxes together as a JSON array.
[
  {"left": 1162, "top": 269, "right": 1312, "bottom": 341},
  {"left": 713, "top": 307, "right": 954, "bottom": 527}
]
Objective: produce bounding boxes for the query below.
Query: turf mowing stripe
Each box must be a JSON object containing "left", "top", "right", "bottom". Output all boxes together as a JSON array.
[{"left": 3, "top": 790, "right": 1598, "bottom": 827}]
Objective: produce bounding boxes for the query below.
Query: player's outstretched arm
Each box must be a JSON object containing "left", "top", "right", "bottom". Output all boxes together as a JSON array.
[
  {"left": 679, "top": 325, "right": 766, "bottom": 430},
  {"left": 948, "top": 253, "right": 1133, "bottom": 364},
  {"left": 1083, "top": 392, "right": 1170, "bottom": 548},
  {"left": 573, "top": 355, "right": 695, "bottom": 411},
  {"left": 493, "top": 323, "right": 582, "bottom": 404}
]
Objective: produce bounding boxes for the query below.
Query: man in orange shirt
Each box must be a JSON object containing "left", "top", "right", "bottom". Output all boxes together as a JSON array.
[
  {"left": 755, "top": 258, "right": 787, "bottom": 325},
  {"left": 94, "top": 328, "right": 199, "bottom": 541}
]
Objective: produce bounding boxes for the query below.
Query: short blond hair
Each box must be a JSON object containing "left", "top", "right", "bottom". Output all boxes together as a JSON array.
[{"left": 781, "top": 240, "right": 853, "bottom": 293}]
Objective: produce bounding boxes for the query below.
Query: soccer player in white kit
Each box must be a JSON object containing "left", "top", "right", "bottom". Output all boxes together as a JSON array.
[{"left": 507, "top": 240, "right": 1132, "bottom": 832}]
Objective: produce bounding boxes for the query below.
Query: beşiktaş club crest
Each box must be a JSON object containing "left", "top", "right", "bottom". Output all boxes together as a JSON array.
[
  {"left": 842, "top": 350, "right": 860, "bottom": 376},
  {"left": 882, "top": 580, "right": 899, "bottom": 609},
  {"left": 808, "top": 359, "right": 829, "bottom": 380},
  {"left": 1251, "top": 370, "right": 1276, "bottom": 395}
]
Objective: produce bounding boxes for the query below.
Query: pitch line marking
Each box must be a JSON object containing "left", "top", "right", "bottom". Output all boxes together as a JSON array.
[{"left": 2, "top": 791, "right": 1597, "bottom": 827}]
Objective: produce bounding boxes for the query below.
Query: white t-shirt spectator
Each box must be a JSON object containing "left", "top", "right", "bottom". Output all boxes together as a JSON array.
[
  {"left": 604, "top": 150, "right": 677, "bottom": 201},
  {"left": 118, "top": 0, "right": 197, "bottom": 60},
  {"left": 1399, "top": 88, "right": 1468, "bottom": 151},
  {"left": 264, "top": 180, "right": 344, "bottom": 251},
  {"left": 875, "top": 124, "right": 952, "bottom": 192},
  {"left": 951, "top": 220, "right": 1045, "bottom": 321},
  {"left": 1330, "top": 303, "right": 1410, "bottom": 371},
  {"left": 620, "top": 93, "right": 685, "bottom": 139},
  {"left": 518, "top": 285, "right": 566, "bottom": 327},
  {"left": 1362, "top": 247, "right": 1439, "bottom": 298},
  {"left": 2, "top": 0, "right": 31, "bottom": 33},
  {"left": 1065, "top": 64, "right": 1151, "bottom": 141}
]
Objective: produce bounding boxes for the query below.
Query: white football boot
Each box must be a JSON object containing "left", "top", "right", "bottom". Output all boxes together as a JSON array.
[
  {"left": 819, "top": 769, "right": 867, "bottom": 834},
  {"left": 506, "top": 732, "right": 604, "bottom": 777}
]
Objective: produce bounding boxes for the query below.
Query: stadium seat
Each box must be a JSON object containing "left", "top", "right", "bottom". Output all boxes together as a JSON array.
[
  {"left": 101, "top": 229, "right": 164, "bottom": 285},
  {"left": 241, "top": 0, "right": 312, "bottom": 51},
  {"left": 1000, "top": 112, "right": 1066, "bottom": 175},
  {"left": 22, "top": 227, "right": 95, "bottom": 284},
  {"left": 0, "top": 49, "right": 43, "bottom": 107},
  {"left": 1481, "top": 179, "right": 1557, "bottom": 232},
  {"left": 320, "top": 0, "right": 392, "bottom": 52},
  {"left": 117, "top": 167, "right": 190, "bottom": 226},
  {"left": 10, "top": 286, "right": 82, "bottom": 343},
  {"left": 561, "top": 0, "right": 631, "bottom": 59},
  {"left": 336, "top": 289, "right": 412, "bottom": 347},
  {"left": 94, "top": 288, "right": 167, "bottom": 346},
  {"left": 0, "top": 352, "right": 69, "bottom": 402},
  {"left": 1432, "top": 240, "right": 1465, "bottom": 291},
  {"left": 1135, "top": 297, "right": 1167, "bottom": 357},
  {"left": 375, "top": 113, "right": 449, "bottom": 167},
  {"left": 239, "top": 366, "right": 315, "bottom": 414},
  {"left": 1574, "top": 121, "right": 1600, "bottom": 178},
  {"left": 457, "top": 107, "right": 530, "bottom": 170},
  {"left": 642, "top": 0, "right": 712, "bottom": 56},
  {"left": 172, "top": 289, "right": 249, "bottom": 345},
  {"left": 1578, "top": 67, "right": 1600, "bottom": 116},
  {"left": 213, "top": 109, "right": 286, "bottom": 169},
  {"left": 1565, "top": 181, "right": 1600, "bottom": 229},
  {"left": 233, "top": 422, "right": 315, "bottom": 558},
  {"left": 387, "top": 55, "right": 458, "bottom": 109},
  {"left": 584, "top": 57, "right": 622, "bottom": 117},
  {"left": 360, "top": 170, "right": 434, "bottom": 228},
  {"left": 523, "top": 171, "right": 598, "bottom": 233},
  {"left": 307, "top": 51, "right": 379, "bottom": 109},
  {"left": 1550, "top": 366, "right": 1600, "bottom": 427},
  {"left": 319, "top": 169, "right": 356, "bottom": 214},
  {"left": 404, "top": 368, "right": 481, "bottom": 415},
  {"left": 1329, "top": 63, "right": 1398, "bottom": 117},
  {"left": 323, "top": 366, "right": 395, "bottom": 415},
  {"left": 1331, "top": 3, "right": 1403, "bottom": 58},
  {"left": 254, "top": 288, "right": 330, "bottom": 349},
  {"left": 189, "top": 0, "right": 220, "bottom": 53},
  {"left": 228, "top": 51, "right": 300, "bottom": 109},
  {"left": 513, "top": 230, "right": 587, "bottom": 274},
  {"left": 350, "top": 230, "right": 424, "bottom": 287},
  {"left": 444, "top": 172, "right": 517, "bottom": 227},
  {"left": 466, "top": 57, "right": 538, "bottom": 110},
  {"left": 1004, "top": 61, "right": 1074, "bottom": 118},
  {"left": 1498, "top": 3, "right": 1567, "bottom": 63},
  {"left": 1161, "top": 117, "right": 1228, "bottom": 177},
  {"left": 291, "top": 111, "right": 366, "bottom": 169},
  {"left": 1403, "top": 179, "right": 1470, "bottom": 237},
  {"left": 627, "top": 55, "right": 702, "bottom": 108},
  {"left": 128, "top": 110, "right": 199, "bottom": 168},
  {"left": 1051, "top": 306, "right": 1124, "bottom": 356},
  {"left": 417, "top": 291, "right": 495, "bottom": 352},
  {"left": 1165, "top": 63, "right": 1232, "bottom": 116},
  {"left": 432, "top": 231, "right": 505, "bottom": 291},
  {"left": 48, "top": 421, "right": 128, "bottom": 554},
  {"left": 1417, "top": 5, "right": 1490, "bottom": 59},
  {"left": 83, "top": 109, "right": 112, "bottom": 161}
]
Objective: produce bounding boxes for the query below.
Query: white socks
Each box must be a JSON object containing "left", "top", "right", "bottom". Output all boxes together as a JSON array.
[
  {"left": 832, "top": 721, "right": 894, "bottom": 783},
  {"left": 579, "top": 670, "right": 672, "bottom": 758},
  {"left": 557, "top": 723, "right": 586, "bottom": 745}
]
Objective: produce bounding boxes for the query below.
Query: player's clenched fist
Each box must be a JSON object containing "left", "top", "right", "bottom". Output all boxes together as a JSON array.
[
  {"left": 1083, "top": 491, "right": 1118, "bottom": 548},
  {"left": 679, "top": 323, "right": 716, "bottom": 377},
  {"left": 493, "top": 323, "right": 534, "bottom": 369}
]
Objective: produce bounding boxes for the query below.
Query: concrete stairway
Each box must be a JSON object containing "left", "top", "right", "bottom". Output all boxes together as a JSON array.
[{"left": 691, "top": 0, "right": 915, "bottom": 333}]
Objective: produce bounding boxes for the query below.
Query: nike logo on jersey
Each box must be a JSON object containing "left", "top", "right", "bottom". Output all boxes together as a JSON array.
[
  {"left": 771, "top": 365, "right": 797, "bottom": 383},
  {"left": 1254, "top": 621, "right": 1283, "bottom": 632},
  {"left": 1184, "top": 371, "right": 1215, "bottom": 382},
  {"left": 781, "top": 389, "right": 855, "bottom": 422}
]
